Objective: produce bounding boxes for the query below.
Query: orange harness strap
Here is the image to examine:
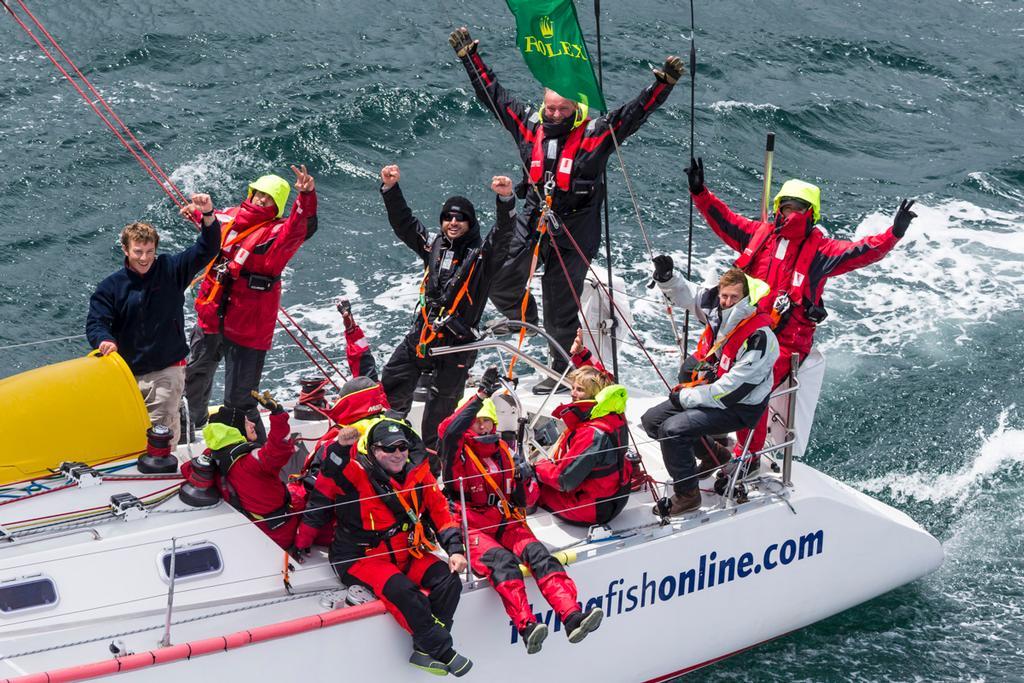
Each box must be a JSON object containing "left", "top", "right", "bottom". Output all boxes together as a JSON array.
[
  {"left": 507, "top": 195, "right": 553, "bottom": 377},
  {"left": 391, "top": 478, "right": 438, "bottom": 559},
  {"left": 190, "top": 218, "right": 274, "bottom": 298},
  {"left": 415, "top": 261, "right": 478, "bottom": 358},
  {"left": 463, "top": 442, "right": 524, "bottom": 521}
]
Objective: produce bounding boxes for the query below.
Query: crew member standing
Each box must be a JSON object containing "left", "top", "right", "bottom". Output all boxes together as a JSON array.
[
  {"left": 86, "top": 193, "right": 220, "bottom": 444},
  {"left": 684, "top": 157, "right": 916, "bottom": 454},
  {"left": 379, "top": 167, "right": 515, "bottom": 461},
  {"left": 449, "top": 27, "right": 681, "bottom": 392},
  {"left": 185, "top": 165, "right": 318, "bottom": 439}
]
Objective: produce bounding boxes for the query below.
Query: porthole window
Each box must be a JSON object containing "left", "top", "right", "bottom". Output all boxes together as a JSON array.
[
  {"left": 158, "top": 543, "right": 223, "bottom": 583},
  {"left": 0, "top": 575, "right": 59, "bottom": 615}
]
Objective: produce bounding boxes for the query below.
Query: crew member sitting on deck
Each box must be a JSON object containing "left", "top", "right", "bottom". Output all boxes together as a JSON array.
[
  {"left": 641, "top": 264, "right": 780, "bottom": 516},
  {"left": 378, "top": 167, "right": 515, "bottom": 464},
  {"left": 534, "top": 335, "right": 633, "bottom": 526},
  {"left": 294, "top": 419, "right": 472, "bottom": 677},
  {"left": 180, "top": 390, "right": 298, "bottom": 549},
  {"left": 439, "top": 367, "right": 604, "bottom": 654}
]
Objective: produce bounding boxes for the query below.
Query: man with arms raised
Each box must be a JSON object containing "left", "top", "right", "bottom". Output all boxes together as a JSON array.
[{"left": 450, "top": 26, "right": 681, "bottom": 392}]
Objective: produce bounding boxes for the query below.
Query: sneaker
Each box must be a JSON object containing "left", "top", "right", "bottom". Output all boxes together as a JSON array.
[
  {"left": 519, "top": 622, "right": 549, "bottom": 654},
  {"left": 443, "top": 652, "right": 473, "bottom": 677},
  {"left": 532, "top": 376, "right": 570, "bottom": 395},
  {"left": 409, "top": 650, "right": 448, "bottom": 676},
  {"left": 563, "top": 607, "right": 604, "bottom": 643},
  {"left": 345, "top": 584, "right": 374, "bottom": 605}
]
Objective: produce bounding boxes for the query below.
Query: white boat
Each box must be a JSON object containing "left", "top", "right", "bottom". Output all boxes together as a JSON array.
[{"left": 0, "top": 280, "right": 943, "bottom": 683}]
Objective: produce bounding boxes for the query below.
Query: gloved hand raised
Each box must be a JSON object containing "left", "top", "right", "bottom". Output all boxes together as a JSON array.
[
  {"left": 892, "top": 198, "right": 917, "bottom": 238},
  {"left": 652, "top": 255, "right": 674, "bottom": 283},
  {"left": 684, "top": 157, "right": 705, "bottom": 195},
  {"left": 448, "top": 27, "right": 477, "bottom": 58},
  {"left": 654, "top": 55, "right": 685, "bottom": 85},
  {"left": 477, "top": 366, "right": 502, "bottom": 398},
  {"left": 251, "top": 389, "right": 283, "bottom": 414}
]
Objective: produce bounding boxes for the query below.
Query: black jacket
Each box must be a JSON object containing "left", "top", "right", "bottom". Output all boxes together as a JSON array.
[
  {"left": 382, "top": 184, "right": 515, "bottom": 342},
  {"left": 460, "top": 51, "right": 674, "bottom": 258},
  {"left": 86, "top": 220, "right": 220, "bottom": 375}
]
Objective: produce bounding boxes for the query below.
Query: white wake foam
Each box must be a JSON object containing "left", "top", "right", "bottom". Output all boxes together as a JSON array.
[{"left": 854, "top": 407, "right": 1024, "bottom": 508}]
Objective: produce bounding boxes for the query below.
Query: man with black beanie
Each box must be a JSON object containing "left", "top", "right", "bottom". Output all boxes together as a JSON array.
[{"left": 378, "top": 164, "right": 516, "bottom": 465}]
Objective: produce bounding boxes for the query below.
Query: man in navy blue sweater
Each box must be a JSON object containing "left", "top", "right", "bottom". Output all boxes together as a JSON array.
[{"left": 87, "top": 193, "right": 220, "bottom": 445}]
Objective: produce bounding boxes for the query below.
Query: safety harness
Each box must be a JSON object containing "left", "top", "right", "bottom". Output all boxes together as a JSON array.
[
  {"left": 679, "top": 311, "right": 774, "bottom": 388},
  {"left": 529, "top": 123, "right": 587, "bottom": 191},
  {"left": 462, "top": 441, "right": 525, "bottom": 522},
  {"left": 415, "top": 249, "right": 479, "bottom": 358}
]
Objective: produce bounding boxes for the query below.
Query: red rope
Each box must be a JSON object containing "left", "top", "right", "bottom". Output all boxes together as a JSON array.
[
  {"left": 276, "top": 318, "right": 341, "bottom": 391},
  {"left": 278, "top": 307, "right": 349, "bottom": 382}
]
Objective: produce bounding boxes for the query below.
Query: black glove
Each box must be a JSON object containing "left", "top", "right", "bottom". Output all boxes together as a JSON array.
[
  {"left": 251, "top": 389, "right": 283, "bottom": 414},
  {"left": 477, "top": 366, "right": 501, "bottom": 397},
  {"left": 286, "top": 545, "right": 310, "bottom": 564},
  {"left": 654, "top": 55, "right": 684, "bottom": 85},
  {"left": 684, "top": 157, "right": 705, "bottom": 195},
  {"left": 448, "top": 27, "right": 476, "bottom": 58},
  {"left": 892, "top": 198, "right": 917, "bottom": 238},
  {"left": 652, "top": 254, "right": 674, "bottom": 283}
]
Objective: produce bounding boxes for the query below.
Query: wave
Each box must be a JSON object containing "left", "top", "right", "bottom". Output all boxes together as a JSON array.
[{"left": 853, "top": 407, "right": 1024, "bottom": 508}]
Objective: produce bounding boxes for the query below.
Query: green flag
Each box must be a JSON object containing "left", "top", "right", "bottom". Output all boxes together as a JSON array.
[{"left": 505, "top": 0, "right": 607, "bottom": 112}]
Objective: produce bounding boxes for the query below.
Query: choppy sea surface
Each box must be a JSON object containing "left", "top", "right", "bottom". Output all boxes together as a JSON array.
[{"left": 1, "top": 1, "right": 1022, "bottom": 680}]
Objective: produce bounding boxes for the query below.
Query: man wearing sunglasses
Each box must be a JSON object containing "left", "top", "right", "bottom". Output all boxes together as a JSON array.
[
  {"left": 682, "top": 157, "right": 918, "bottom": 456},
  {"left": 294, "top": 419, "right": 471, "bottom": 677},
  {"left": 377, "top": 165, "right": 516, "bottom": 465}
]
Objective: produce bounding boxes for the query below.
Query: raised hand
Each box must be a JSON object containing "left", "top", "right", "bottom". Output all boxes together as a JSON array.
[
  {"left": 892, "top": 198, "right": 917, "bottom": 238},
  {"left": 684, "top": 157, "right": 705, "bottom": 195},
  {"left": 448, "top": 27, "right": 477, "bottom": 58},
  {"left": 380, "top": 164, "right": 400, "bottom": 191},
  {"left": 491, "top": 175, "right": 513, "bottom": 198},
  {"left": 179, "top": 192, "right": 214, "bottom": 223},
  {"left": 652, "top": 254, "right": 674, "bottom": 283},
  {"left": 654, "top": 55, "right": 685, "bottom": 84},
  {"left": 291, "top": 164, "right": 315, "bottom": 192}
]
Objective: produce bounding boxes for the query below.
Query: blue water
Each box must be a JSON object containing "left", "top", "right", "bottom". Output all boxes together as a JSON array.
[{"left": 1, "top": 1, "right": 1022, "bottom": 680}]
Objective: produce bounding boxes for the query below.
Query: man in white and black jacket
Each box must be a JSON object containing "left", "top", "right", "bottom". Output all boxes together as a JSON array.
[{"left": 641, "top": 260, "right": 780, "bottom": 516}]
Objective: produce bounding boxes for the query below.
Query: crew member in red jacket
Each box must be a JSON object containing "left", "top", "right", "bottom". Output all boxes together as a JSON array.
[
  {"left": 294, "top": 419, "right": 472, "bottom": 677},
  {"left": 535, "top": 337, "right": 633, "bottom": 525},
  {"left": 684, "top": 157, "right": 917, "bottom": 453},
  {"left": 438, "top": 368, "right": 603, "bottom": 654},
  {"left": 180, "top": 390, "right": 297, "bottom": 548},
  {"left": 185, "top": 164, "right": 319, "bottom": 440}
]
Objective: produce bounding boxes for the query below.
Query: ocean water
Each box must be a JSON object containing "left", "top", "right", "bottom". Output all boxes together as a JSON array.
[{"left": 1, "top": 1, "right": 1022, "bottom": 680}]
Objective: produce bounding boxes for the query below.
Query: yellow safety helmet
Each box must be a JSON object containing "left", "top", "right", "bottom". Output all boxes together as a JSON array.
[
  {"left": 773, "top": 179, "right": 821, "bottom": 223},
  {"left": 247, "top": 174, "right": 291, "bottom": 219}
]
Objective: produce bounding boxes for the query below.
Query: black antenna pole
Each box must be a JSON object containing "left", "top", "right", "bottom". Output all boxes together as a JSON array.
[
  {"left": 682, "top": 0, "right": 697, "bottom": 353},
  {"left": 594, "top": 0, "right": 619, "bottom": 379}
]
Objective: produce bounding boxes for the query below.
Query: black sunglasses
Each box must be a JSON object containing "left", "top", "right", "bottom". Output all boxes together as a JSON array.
[
  {"left": 375, "top": 442, "right": 409, "bottom": 453},
  {"left": 442, "top": 212, "right": 468, "bottom": 223}
]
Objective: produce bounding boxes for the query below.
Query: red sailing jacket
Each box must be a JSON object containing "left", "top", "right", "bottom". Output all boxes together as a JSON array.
[
  {"left": 194, "top": 190, "right": 318, "bottom": 350},
  {"left": 296, "top": 435, "right": 464, "bottom": 566},
  {"left": 439, "top": 395, "right": 539, "bottom": 531},
  {"left": 693, "top": 188, "right": 899, "bottom": 356},
  {"left": 182, "top": 410, "right": 297, "bottom": 549}
]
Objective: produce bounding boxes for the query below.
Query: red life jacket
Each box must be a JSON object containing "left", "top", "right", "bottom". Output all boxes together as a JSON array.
[
  {"left": 193, "top": 205, "right": 290, "bottom": 349},
  {"left": 733, "top": 222, "right": 825, "bottom": 314},
  {"left": 529, "top": 123, "right": 588, "bottom": 191},
  {"left": 693, "top": 311, "right": 776, "bottom": 377}
]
